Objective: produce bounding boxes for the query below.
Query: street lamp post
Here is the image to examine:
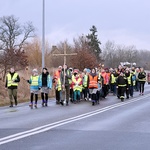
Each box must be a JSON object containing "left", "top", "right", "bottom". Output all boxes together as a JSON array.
[{"left": 42, "top": 0, "right": 45, "bottom": 68}]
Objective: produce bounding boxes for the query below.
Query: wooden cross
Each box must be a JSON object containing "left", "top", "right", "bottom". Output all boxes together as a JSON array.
[
  {"left": 52, "top": 42, "right": 77, "bottom": 103},
  {"left": 52, "top": 42, "right": 77, "bottom": 67},
  {"left": 52, "top": 42, "right": 77, "bottom": 80}
]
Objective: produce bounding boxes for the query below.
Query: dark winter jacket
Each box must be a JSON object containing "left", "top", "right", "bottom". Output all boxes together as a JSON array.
[
  {"left": 60, "top": 68, "right": 72, "bottom": 86},
  {"left": 116, "top": 75, "right": 128, "bottom": 87}
]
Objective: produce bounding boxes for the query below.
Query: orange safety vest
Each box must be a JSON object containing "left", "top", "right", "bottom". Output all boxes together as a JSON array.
[
  {"left": 54, "top": 70, "right": 61, "bottom": 78},
  {"left": 88, "top": 74, "right": 98, "bottom": 88},
  {"left": 106, "top": 72, "right": 111, "bottom": 81},
  {"left": 101, "top": 72, "right": 108, "bottom": 85}
]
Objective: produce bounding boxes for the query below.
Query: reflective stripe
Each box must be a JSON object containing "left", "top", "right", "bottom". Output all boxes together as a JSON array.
[
  {"left": 118, "top": 85, "right": 126, "bottom": 87},
  {"left": 120, "top": 96, "right": 124, "bottom": 99},
  {"left": 138, "top": 77, "right": 146, "bottom": 82},
  {"left": 7, "top": 73, "right": 18, "bottom": 87}
]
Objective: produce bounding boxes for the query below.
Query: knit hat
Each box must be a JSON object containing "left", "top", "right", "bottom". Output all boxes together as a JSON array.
[
  {"left": 32, "top": 68, "right": 38, "bottom": 73},
  {"left": 43, "top": 67, "right": 47, "bottom": 70},
  {"left": 73, "top": 69, "right": 78, "bottom": 73}
]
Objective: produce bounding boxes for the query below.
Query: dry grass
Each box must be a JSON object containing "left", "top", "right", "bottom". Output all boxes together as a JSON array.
[{"left": 0, "top": 69, "right": 55, "bottom": 107}]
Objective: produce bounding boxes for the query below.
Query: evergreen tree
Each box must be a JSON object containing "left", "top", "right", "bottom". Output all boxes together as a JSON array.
[{"left": 86, "top": 25, "right": 101, "bottom": 61}]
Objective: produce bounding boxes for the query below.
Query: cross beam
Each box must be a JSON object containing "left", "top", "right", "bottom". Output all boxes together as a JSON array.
[
  {"left": 52, "top": 42, "right": 77, "bottom": 82},
  {"left": 52, "top": 43, "right": 77, "bottom": 66}
]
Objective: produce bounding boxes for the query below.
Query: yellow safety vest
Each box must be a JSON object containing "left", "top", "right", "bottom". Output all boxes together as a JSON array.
[
  {"left": 72, "top": 77, "right": 82, "bottom": 92},
  {"left": 83, "top": 75, "right": 88, "bottom": 88},
  {"left": 111, "top": 74, "right": 116, "bottom": 84},
  {"left": 7, "top": 73, "right": 18, "bottom": 87},
  {"left": 56, "top": 78, "right": 62, "bottom": 91},
  {"left": 127, "top": 74, "right": 132, "bottom": 85},
  {"left": 31, "top": 76, "right": 39, "bottom": 86}
]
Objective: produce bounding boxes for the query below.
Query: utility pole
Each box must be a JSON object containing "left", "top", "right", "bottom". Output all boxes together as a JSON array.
[{"left": 42, "top": 0, "right": 45, "bottom": 68}]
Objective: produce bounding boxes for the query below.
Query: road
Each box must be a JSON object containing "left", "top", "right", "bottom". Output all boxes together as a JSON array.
[{"left": 0, "top": 85, "right": 150, "bottom": 150}]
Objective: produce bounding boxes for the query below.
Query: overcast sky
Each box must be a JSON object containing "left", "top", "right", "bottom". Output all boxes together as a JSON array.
[{"left": 0, "top": 0, "right": 150, "bottom": 50}]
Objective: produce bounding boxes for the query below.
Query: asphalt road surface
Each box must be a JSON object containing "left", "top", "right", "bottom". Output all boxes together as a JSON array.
[{"left": 0, "top": 85, "right": 150, "bottom": 150}]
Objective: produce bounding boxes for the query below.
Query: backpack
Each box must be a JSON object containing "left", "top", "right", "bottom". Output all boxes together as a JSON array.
[{"left": 132, "top": 74, "right": 136, "bottom": 81}]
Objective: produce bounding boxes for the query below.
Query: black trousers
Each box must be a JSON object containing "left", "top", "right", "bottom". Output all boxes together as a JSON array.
[
  {"left": 118, "top": 86, "right": 126, "bottom": 99},
  {"left": 30, "top": 93, "right": 38, "bottom": 104},
  {"left": 41, "top": 93, "right": 48, "bottom": 103},
  {"left": 83, "top": 87, "right": 88, "bottom": 99},
  {"left": 102, "top": 85, "right": 108, "bottom": 98},
  {"left": 139, "top": 81, "right": 145, "bottom": 93},
  {"left": 55, "top": 90, "right": 61, "bottom": 102}
]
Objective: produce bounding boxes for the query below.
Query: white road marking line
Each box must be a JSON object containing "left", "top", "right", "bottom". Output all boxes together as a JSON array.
[{"left": 0, "top": 93, "right": 150, "bottom": 145}]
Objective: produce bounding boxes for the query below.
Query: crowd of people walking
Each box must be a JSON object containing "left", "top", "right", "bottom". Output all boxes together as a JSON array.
[{"left": 5, "top": 64, "right": 147, "bottom": 108}]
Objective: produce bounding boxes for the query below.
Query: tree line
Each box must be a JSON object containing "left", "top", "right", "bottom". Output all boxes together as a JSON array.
[{"left": 0, "top": 15, "right": 150, "bottom": 81}]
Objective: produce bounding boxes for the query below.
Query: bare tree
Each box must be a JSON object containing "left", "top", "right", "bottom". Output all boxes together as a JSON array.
[
  {"left": 71, "top": 35, "right": 98, "bottom": 70},
  {"left": 0, "top": 15, "right": 35, "bottom": 80},
  {"left": 137, "top": 50, "right": 150, "bottom": 69},
  {"left": 102, "top": 41, "right": 139, "bottom": 68},
  {"left": 102, "top": 41, "right": 117, "bottom": 67}
]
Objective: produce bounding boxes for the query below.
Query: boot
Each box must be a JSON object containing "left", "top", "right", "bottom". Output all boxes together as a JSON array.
[
  {"left": 34, "top": 104, "right": 37, "bottom": 108},
  {"left": 45, "top": 100, "right": 48, "bottom": 106},
  {"left": 15, "top": 99, "right": 18, "bottom": 106},
  {"left": 66, "top": 100, "right": 69, "bottom": 106},
  {"left": 60, "top": 100, "right": 64, "bottom": 106},
  {"left": 9, "top": 102, "right": 13, "bottom": 107},
  {"left": 56, "top": 100, "right": 60, "bottom": 104},
  {"left": 42, "top": 100, "right": 45, "bottom": 107},
  {"left": 29, "top": 103, "right": 33, "bottom": 109},
  {"left": 92, "top": 102, "right": 95, "bottom": 106},
  {"left": 121, "top": 98, "right": 124, "bottom": 102},
  {"left": 92, "top": 100, "right": 95, "bottom": 106}
]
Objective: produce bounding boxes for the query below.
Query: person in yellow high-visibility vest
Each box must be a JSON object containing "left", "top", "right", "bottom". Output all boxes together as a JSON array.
[
  {"left": 53, "top": 76, "right": 62, "bottom": 104},
  {"left": 110, "top": 70, "right": 117, "bottom": 96},
  {"left": 72, "top": 69, "right": 82, "bottom": 104},
  {"left": 82, "top": 68, "right": 89, "bottom": 101},
  {"left": 5, "top": 67, "right": 20, "bottom": 107},
  {"left": 27, "top": 69, "right": 40, "bottom": 109},
  {"left": 125, "top": 69, "right": 134, "bottom": 99}
]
